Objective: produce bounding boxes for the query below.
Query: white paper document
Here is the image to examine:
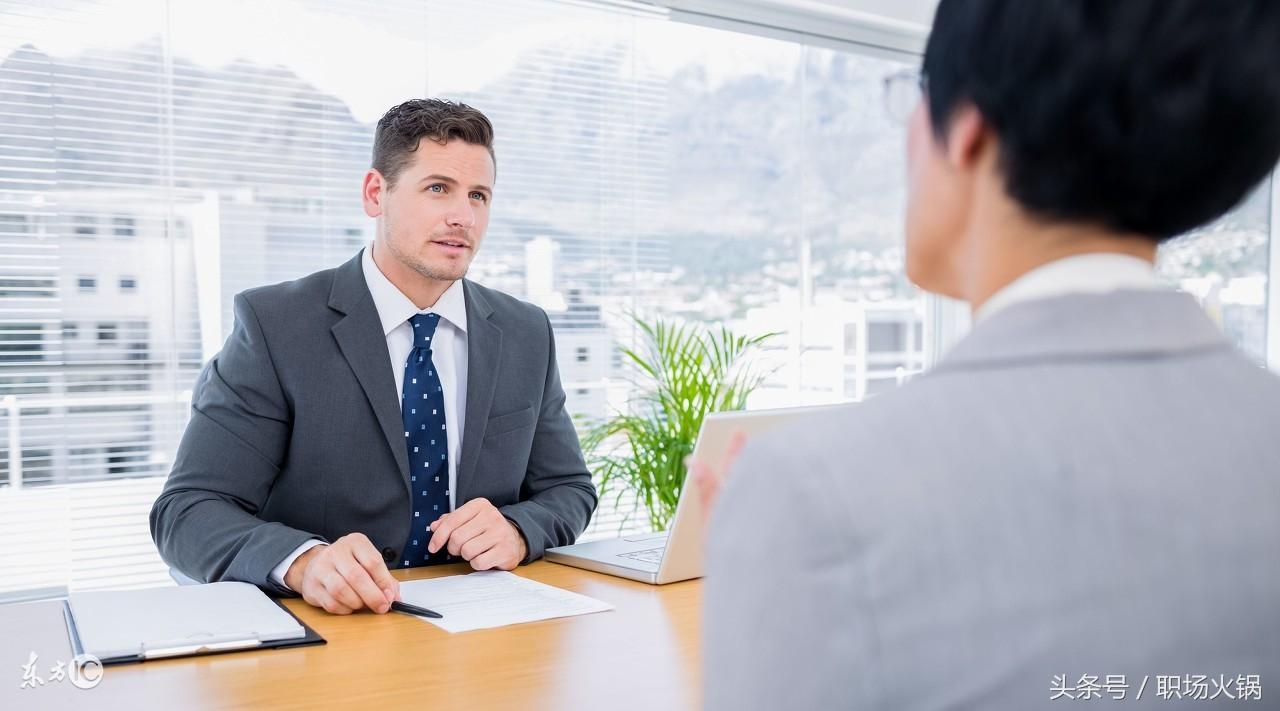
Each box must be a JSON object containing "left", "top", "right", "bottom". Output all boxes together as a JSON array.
[{"left": 397, "top": 571, "right": 613, "bottom": 633}]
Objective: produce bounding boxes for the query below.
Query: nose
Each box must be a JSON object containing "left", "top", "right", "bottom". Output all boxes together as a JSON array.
[{"left": 445, "top": 197, "right": 475, "bottom": 230}]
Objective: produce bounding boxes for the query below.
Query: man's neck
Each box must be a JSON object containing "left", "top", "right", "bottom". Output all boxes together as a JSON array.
[
  {"left": 371, "top": 240, "right": 454, "bottom": 310},
  {"left": 961, "top": 200, "right": 1158, "bottom": 313}
]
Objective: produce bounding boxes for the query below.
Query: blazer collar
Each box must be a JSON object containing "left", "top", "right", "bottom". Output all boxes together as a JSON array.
[
  {"left": 457, "top": 280, "right": 501, "bottom": 492},
  {"left": 327, "top": 250, "right": 505, "bottom": 498},
  {"left": 936, "top": 289, "right": 1231, "bottom": 374},
  {"left": 328, "top": 252, "right": 413, "bottom": 494}
]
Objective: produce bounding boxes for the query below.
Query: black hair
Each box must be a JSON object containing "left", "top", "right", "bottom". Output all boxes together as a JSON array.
[
  {"left": 923, "top": 0, "right": 1280, "bottom": 240},
  {"left": 373, "top": 99, "right": 495, "bottom": 189}
]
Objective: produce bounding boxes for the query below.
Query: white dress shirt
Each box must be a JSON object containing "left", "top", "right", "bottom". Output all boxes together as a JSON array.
[
  {"left": 270, "top": 244, "right": 469, "bottom": 589},
  {"left": 974, "top": 253, "right": 1162, "bottom": 323}
]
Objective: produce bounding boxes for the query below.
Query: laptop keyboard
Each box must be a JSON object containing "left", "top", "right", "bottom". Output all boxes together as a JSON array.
[{"left": 617, "top": 547, "right": 664, "bottom": 565}]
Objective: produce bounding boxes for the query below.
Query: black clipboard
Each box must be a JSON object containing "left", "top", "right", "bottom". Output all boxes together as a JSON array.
[{"left": 63, "top": 597, "right": 326, "bottom": 666}]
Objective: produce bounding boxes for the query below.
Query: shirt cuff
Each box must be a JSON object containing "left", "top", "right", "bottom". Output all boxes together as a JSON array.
[{"left": 269, "top": 539, "right": 327, "bottom": 591}]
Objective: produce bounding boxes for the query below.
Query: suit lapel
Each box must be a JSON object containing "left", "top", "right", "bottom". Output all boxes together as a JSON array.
[
  {"left": 457, "top": 280, "right": 502, "bottom": 496},
  {"left": 328, "top": 252, "right": 411, "bottom": 497}
]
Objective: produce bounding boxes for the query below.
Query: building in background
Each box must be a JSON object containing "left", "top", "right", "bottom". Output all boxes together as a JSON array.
[{"left": 741, "top": 289, "right": 925, "bottom": 408}]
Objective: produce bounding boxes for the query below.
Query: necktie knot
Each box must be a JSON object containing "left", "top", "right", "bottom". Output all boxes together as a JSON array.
[{"left": 408, "top": 313, "right": 441, "bottom": 347}]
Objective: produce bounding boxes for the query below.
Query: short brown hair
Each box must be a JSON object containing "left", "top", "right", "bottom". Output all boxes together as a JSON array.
[{"left": 372, "top": 99, "right": 495, "bottom": 189}]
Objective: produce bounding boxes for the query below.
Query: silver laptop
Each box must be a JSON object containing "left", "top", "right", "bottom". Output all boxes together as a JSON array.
[{"left": 546, "top": 404, "right": 846, "bottom": 584}]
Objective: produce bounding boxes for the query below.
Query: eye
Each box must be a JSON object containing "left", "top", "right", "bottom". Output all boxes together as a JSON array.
[
  {"left": 425, "top": 183, "right": 445, "bottom": 193},
  {"left": 470, "top": 191, "right": 488, "bottom": 203}
]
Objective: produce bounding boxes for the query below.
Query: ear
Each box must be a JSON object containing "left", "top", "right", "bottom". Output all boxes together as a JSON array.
[
  {"left": 943, "top": 103, "right": 992, "bottom": 173},
  {"left": 362, "top": 169, "right": 385, "bottom": 218}
]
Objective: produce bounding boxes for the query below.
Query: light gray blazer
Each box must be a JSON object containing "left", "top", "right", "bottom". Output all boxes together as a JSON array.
[
  {"left": 150, "top": 251, "right": 597, "bottom": 595},
  {"left": 705, "top": 290, "right": 1280, "bottom": 710}
]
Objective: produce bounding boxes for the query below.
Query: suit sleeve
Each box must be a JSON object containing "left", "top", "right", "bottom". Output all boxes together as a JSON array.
[
  {"left": 498, "top": 310, "right": 599, "bottom": 562},
  {"left": 149, "top": 293, "right": 324, "bottom": 594},
  {"left": 702, "top": 433, "right": 869, "bottom": 710}
]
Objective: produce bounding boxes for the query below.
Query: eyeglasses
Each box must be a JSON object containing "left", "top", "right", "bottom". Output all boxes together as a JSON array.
[{"left": 882, "top": 68, "right": 926, "bottom": 125}]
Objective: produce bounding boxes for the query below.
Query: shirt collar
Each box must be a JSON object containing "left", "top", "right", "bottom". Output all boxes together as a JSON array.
[
  {"left": 361, "top": 243, "right": 469, "bottom": 336},
  {"left": 975, "top": 253, "right": 1161, "bottom": 324}
]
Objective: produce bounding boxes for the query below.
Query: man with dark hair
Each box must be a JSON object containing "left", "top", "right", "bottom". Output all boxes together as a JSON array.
[
  {"left": 151, "top": 99, "right": 597, "bottom": 614},
  {"left": 702, "top": 1, "right": 1280, "bottom": 708}
]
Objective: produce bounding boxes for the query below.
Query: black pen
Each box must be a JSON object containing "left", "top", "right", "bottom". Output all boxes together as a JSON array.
[{"left": 390, "top": 600, "right": 443, "bottom": 619}]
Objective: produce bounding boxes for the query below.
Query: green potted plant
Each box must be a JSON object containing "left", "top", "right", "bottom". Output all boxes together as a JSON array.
[{"left": 582, "top": 316, "right": 778, "bottom": 532}]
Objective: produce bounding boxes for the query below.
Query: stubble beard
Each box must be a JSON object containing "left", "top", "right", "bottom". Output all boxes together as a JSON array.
[{"left": 387, "top": 230, "right": 471, "bottom": 283}]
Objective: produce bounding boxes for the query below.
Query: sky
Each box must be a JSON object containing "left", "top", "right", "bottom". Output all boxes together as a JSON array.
[{"left": 3, "top": 0, "right": 811, "bottom": 124}]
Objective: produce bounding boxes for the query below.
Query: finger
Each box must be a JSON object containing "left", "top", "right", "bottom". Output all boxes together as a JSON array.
[
  {"left": 301, "top": 588, "right": 326, "bottom": 610},
  {"left": 451, "top": 497, "right": 487, "bottom": 518},
  {"left": 429, "top": 503, "right": 483, "bottom": 553},
  {"left": 724, "top": 431, "right": 749, "bottom": 476},
  {"left": 447, "top": 516, "right": 491, "bottom": 558},
  {"left": 325, "top": 575, "right": 364, "bottom": 612},
  {"left": 350, "top": 538, "right": 399, "bottom": 604},
  {"left": 470, "top": 539, "right": 517, "bottom": 572},
  {"left": 689, "top": 460, "right": 704, "bottom": 482},
  {"left": 686, "top": 457, "right": 710, "bottom": 488},
  {"left": 311, "top": 586, "right": 353, "bottom": 615},
  {"left": 335, "top": 553, "right": 392, "bottom": 613},
  {"left": 424, "top": 515, "right": 448, "bottom": 555},
  {"left": 469, "top": 548, "right": 500, "bottom": 571},
  {"left": 458, "top": 527, "right": 503, "bottom": 561},
  {"left": 695, "top": 467, "right": 714, "bottom": 501},
  {"left": 687, "top": 459, "right": 708, "bottom": 488},
  {"left": 322, "top": 571, "right": 365, "bottom": 612}
]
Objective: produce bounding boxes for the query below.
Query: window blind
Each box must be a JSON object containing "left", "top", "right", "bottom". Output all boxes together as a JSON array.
[{"left": 0, "top": 0, "right": 677, "bottom": 598}]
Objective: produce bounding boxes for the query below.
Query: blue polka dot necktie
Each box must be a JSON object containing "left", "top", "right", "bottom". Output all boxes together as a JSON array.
[{"left": 399, "top": 313, "right": 452, "bottom": 568}]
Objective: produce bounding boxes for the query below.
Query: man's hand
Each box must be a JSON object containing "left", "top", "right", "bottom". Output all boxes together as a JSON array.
[
  {"left": 284, "top": 532, "right": 400, "bottom": 615},
  {"left": 428, "top": 498, "right": 528, "bottom": 571},
  {"left": 686, "top": 430, "right": 748, "bottom": 517}
]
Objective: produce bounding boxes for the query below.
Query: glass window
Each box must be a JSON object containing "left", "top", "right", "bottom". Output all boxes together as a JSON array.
[
  {"left": 112, "top": 215, "right": 136, "bottom": 238},
  {"left": 73, "top": 215, "right": 96, "bottom": 237},
  {"left": 640, "top": 25, "right": 923, "bottom": 409},
  {"left": 0, "top": 0, "right": 925, "bottom": 592},
  {"left": 2, "top": 0, "right": 1263, "bottom": 598},
  {"left": 1157, "top": 178, "right": 1271, "bottom": 365},
  {"left": 0, "top": 324, "right": 43, "bottom": 363}
]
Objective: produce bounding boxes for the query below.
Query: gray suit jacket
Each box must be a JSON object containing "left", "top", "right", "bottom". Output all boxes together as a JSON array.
[
  {"left": 150, "top": 250, "right": 597, "bottom": 595},
  {"left": 705, "top": 290, "right": 1280, "bottom": 710}
]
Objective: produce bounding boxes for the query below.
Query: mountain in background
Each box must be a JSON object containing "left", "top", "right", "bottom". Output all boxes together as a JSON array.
[{"left": 0, "top": 35, "right": 1267, "bottom": 303}]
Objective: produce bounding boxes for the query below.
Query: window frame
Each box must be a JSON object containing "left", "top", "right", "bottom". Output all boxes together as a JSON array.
[{"left": 1269, "top": 172, "right": 1280, "bottom": 371}]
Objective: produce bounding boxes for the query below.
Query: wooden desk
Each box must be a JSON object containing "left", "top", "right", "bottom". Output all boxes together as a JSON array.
[{"left": 1, "top": 562, "right": 702, "bottom": 710}]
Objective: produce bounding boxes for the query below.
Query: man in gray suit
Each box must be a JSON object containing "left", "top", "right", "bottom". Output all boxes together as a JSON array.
[
  {"left": 151, "top": 100, "right": 597, "bottom": 615},
  {"left": 702, "top": 1, "right": 1280, "bottom": 708}
]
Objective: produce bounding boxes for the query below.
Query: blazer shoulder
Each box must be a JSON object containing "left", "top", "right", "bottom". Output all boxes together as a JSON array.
[
  {"left": 760, "top": 377, "right": 955, "bottom": 476},
  {"left": 467, "top": 280, "right": 548, "bottom": 327},
  {"left": 238, "top": 265, "right": 342, "bottom": 324}
]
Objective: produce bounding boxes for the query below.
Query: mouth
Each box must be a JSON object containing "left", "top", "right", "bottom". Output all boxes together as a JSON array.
[{"left": 430, "top": 238, "right": 471, "bottom": 252}]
